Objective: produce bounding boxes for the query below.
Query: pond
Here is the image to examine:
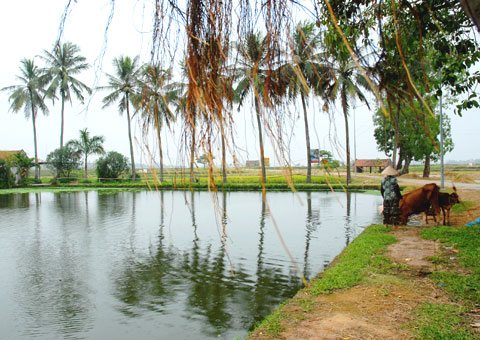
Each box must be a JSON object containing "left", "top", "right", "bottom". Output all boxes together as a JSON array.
[{"left": 0, "top": 191, "right": 381, "bottom": 339}]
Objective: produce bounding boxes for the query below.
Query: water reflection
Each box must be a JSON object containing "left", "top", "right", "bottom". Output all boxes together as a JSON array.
[
  {"left": 0, "top": 192, "right": 30, "bottom": 208},
  {"left": 345, "top": 191, "right": 352, "bottom": 246},
  {"left": 0, "top": 191, "right": 381, "bottom": 339},
  {"left": 15, "top": 193, "right": 93, "bottom": 339},
  {"left": 304, "top": 192, "right": 320, "bottom": 279}
]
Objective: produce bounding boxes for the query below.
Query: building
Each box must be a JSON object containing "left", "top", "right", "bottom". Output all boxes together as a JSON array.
[
  {"left": 0, "top": 150, "right": 23, "bottom": 161},
  {"left": 354, "top": 159, "right": 392, "bottom": 173},
  {"left": 246, "top": 158, "right": 270, "bottom": 168}
]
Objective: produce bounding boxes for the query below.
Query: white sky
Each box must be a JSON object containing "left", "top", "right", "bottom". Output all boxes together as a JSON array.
[{"left": 0, "top": 0, "right": 478, "bottom": 167}]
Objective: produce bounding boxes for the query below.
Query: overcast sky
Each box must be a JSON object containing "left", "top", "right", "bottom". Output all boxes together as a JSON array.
[{"left": 0, "top": 0, "right": 478, "bottom": 167}]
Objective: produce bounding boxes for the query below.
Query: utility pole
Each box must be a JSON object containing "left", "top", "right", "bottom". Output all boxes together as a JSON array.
[
  {"left": 440, "top": 92, "right": 445, "bottom": 189},
  {"left": 353, "top": 108, "right": 357, "bottom": 163}
]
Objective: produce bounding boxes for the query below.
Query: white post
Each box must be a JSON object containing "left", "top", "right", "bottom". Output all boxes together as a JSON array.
[{"left": 353, "top": 108, "right": 357, "bottom": 163}]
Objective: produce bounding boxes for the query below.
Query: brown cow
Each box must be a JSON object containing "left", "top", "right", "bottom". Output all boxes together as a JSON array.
[
  {"left": 425, "top": 187, "right": 460, "bottom": 225},
  {"left": 399, "top": 183, "right": 440, "bottom": 225}
]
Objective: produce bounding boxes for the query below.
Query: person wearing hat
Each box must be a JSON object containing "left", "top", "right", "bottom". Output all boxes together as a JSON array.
[{"left": 381, "top": 165, "right": 402, "bottom": 225}]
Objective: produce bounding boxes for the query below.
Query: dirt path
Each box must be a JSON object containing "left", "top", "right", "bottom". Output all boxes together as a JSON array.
[
  {"left": 251, "top": 187, "right": 480, "bottom": 339},
  {"left": 267, "top": 228, "right": 447, "bottom": 340}
]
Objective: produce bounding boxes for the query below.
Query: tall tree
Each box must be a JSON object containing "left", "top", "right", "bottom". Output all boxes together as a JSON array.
[
  {"left": 100, "top": 56, "right": 142, "bottom": 180},
  {"left": 235, "top": 32, "right": 282, "bottom": 194},
  {"left": 67, "top": 128, "right": 105, "bottom": 178},
  {"left": 136, "top": 65, "right": 176, "bottom": 182},
  {"left": 324, "top": 59, "right": 369, "bottom": 186},
  {"left": 42, "top": 42, "right": 91, "bottom": 148},
  {"left": 2, "top": 59, "right": 49, "bottom": 180},
  {"left": 285, "top": 22, "right": 333, "bottom": 183}
]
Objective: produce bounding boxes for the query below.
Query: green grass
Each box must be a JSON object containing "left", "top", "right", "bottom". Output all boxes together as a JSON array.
[
  {"left": 251, "top": 302, "right": 288, "bottom": 338},
  {"left": 0, "top": 174, "right": 382, "bottom": 195},
  {"left": 308, "top": 225, "right": 396, "bottom": 295},
  {"left": 251, "top": 225, "right": 396, "bottom": 337},
  {"left": 411, "top": 303, "right": 474, "bottom": 339},
  {"left": 422, "top": 226, "right": 480, "bottom": 304},
  {"left": 451, "top": 200, "right": 475, "bottom": 214}
]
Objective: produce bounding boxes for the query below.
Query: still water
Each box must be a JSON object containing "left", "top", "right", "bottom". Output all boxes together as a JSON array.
[{"left": 0, "top": 191, "right": 381, "bottom": 339}]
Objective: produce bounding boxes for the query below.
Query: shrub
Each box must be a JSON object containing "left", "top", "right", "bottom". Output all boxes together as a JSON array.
[
  {"left": 96, "top": 151, "right": 129, "bottom": 180},
  {"left": 7, "top": 151, "right": 34, "bottom": 184},
  {"left": 129, "top": 172, "right": 142, "bottom": 181},
  {"left": 46, "top": 146, "right": 80, "bottom": 178},
  {"left": 0, "top": 160, "right": 14, "bottom": 189}
]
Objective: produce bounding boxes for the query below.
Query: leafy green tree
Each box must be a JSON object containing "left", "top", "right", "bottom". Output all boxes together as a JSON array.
[
  {"left": 100, "top": 56, "right": 142, "bottom": 180},
  {"left": 136, "top": 64, "right": 176, "bottom": 182},
  {"left": 0, "top": 160, "right": 14, "bottom": 188},
  {"left": 1, "top": 59, "right": 49, "bottom": 180},
  {"left": 96, "top": 151, "right": 129, "bottom": 180},
  {"left": 46, "top": 146, "right": 80, "bottom": 178},
  {"left": 197, "top": 153, "right": 214, "bottom": 168},
  {"left": 7, "top": 151, "right": 34, "bottom": 183},
  {"left": 318, "top": 150, "right": 340, "bottom": 171},
  {"left": 67, "top": 128, "right": 105, "bottom": 178},
  {"left": 42, "top": 42, "right": 91, "bottom": 148},
  {"left": 318, "top": 0, "right": 480, "bottom": 115},
  {"left": 373, "top": 100, "right": 453, "bottom": 176}
]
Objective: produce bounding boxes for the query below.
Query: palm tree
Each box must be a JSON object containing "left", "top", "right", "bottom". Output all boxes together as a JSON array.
[
  {"left": 286, "top": 22, "right": 334, "bottom": 183},
  {"left": 2, "top": 59, "right": 49, "bottom": 180},
  {"left": 136, "top": 64, "right": 176, "bottom": 182},
  {"left": 42, "top": 41, "right": 91, "bottom": 148},
  {"left": 67, "top": 128, "right": 105, "bottom": 178},
  {"left": 234, "top": 32, "right": 271, "bottom": 193},
  {"left": 100, "top": 56, "right": 142, "bottom": 180},
  {"left": 324, "top": 59, "right": 369, "bottom": 186}
]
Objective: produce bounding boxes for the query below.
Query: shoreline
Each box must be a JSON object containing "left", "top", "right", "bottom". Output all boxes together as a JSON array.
[{"left": 249, "top": 187, "right": 480, "bottom": 339}]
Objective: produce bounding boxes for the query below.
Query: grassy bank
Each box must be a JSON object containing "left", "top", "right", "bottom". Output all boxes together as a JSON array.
[
  {"left": 0, "top": 174, "right": 382, "bottom": 195},
  {"left": 251, "top": 225, "right": 396, "bottom": 337},
  {"left": 251, "top": 224, "right": 479, "bottom": 339},
  {"left": 422, "top": 225, "right": 480, "bottom": 304}
]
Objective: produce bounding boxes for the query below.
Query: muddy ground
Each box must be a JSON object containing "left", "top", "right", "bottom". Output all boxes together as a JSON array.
[{"left": 252, "top": 188, "right": 480, "bottom": 339}]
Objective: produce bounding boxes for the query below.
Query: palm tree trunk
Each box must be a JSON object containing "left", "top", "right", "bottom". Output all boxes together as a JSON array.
[
  {"left": 254, "top": 96, "right": 267, "bottom": 197},
  {"left": 29, "top": 92, "right": 39, "bottom": 180},
  {"left": 84, "top": 154, "right": 88, "bottom": 179},
  {"left": 60, "top": 91, "right": 65, "bottom": 148},
  {"left": 32, "top": 114, "right": 40, "bottom": 180},
  {"left": 341, "top": 89, "right": 351, "bottom": 186},
  {"left": 190, "top": 116, "right": 196, "bottom": 183},
  {"left": 220, "top": 116, "right": 227, "bottom": 185},
  {"left": 301, "top": 94, "right": 312, "bottom": 183},
  {"left": 125, "top": 94, "right": 136, "bottom": 180},
  {"left": 156, "top": 124, "right": 164, "bottom": 182}
]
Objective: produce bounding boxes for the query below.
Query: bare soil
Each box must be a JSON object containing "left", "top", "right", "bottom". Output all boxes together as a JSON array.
[{"left": 251, "top": 188, "right": 480, "bottom": 339}]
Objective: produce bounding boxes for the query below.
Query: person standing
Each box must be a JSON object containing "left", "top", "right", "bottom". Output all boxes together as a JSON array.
[{"left": 381, "top": 166, "right": 402, "bottom": 225}]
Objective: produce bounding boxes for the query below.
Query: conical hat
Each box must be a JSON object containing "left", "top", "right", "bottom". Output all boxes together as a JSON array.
[{"left": 381, "top": 165, "right": 399, "bottom": 177}]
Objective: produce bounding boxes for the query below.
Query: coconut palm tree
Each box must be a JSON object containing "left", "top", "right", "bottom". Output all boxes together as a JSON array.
[
  {"left": 42, "top": 41, "right": 91, "bottom": 148},
  {"left": 136, "top": 64, "right": 176, "bottom": 182},
  {"left": 324, "top": 59, "right": 369, "bottom": 186},
  {"left": 67, "top": 128, "right": 105, "bottom": 178},
  {"left": 234, "top": 32, "right": 271, "bottom": 192},
  {"left": 285, "top": 22, "right": 334, "bottom": 183},
  {"left": 100, "top": 56, "right": 142, "bottom": 180},
  {"left": 2, "top": 59, "right": 49, "bottom": 180}
]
